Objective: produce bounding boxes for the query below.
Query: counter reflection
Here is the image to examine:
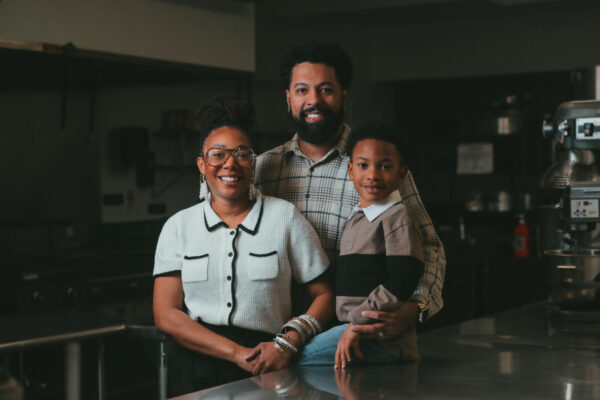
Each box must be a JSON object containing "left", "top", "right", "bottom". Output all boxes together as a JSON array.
[{"left": 177, "top": 364, "right": 419, "bottom": 400}]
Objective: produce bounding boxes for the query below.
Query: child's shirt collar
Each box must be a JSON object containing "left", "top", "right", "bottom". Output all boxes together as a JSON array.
[{"left": 350, "top": 190, "right": 402, "bottom": 222}]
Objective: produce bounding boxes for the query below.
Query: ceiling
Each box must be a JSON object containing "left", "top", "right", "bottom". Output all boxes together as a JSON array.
[{"left": 254, "top": 0, "right": 596, "bottom": 24}]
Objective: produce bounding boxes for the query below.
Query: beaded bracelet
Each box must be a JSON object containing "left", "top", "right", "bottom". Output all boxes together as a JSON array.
[
  {"left": 273, "top": 340, "right": 288, "bottom": 356},
  {"left": 300, "top": 314, "right": 322, "bottom": 334},
  {"left": 277, "top": 333, "right": 299, "bottom": 347},
  {"left": 274, "top": 335, "right": 298, "bottom": 354}
]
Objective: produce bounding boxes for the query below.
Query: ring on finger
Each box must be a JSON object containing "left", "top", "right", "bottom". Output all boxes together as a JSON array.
[{"left": 377, "top": 331, "right": 384, "bottom": 338}]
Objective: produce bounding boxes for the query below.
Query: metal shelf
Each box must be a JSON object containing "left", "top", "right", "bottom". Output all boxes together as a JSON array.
[{"left": 0, "top": 40, "right": 253, "bottom": 90}]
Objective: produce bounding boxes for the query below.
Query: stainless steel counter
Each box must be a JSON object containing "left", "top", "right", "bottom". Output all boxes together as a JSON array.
[
  {"left": 0, "top": 309, "right": 168, "bottom": 400},
  {"left": 0, "top": 313, "right": 126, "bottom": 352},
  {"left": 174, "top": 302, "right": 600, "bottom": 399},
  {"left": 0, "top": 312, "right": 127, "bottom": 400}
]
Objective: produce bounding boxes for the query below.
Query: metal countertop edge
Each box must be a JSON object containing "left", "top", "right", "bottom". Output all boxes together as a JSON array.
[{"left": 0, "top": 324, "right": 128, "bottom": 352}]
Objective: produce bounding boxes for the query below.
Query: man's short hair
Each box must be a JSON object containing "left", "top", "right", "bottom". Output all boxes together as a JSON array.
[
  {"left": 189, "top": 96, "right": 257, "bottom": 154},
  {"left": 280, "top": 41, "right": 353, "bottom": 90},
  {"left": 346, "top": 121, "right": 407, "bottom": 166}
]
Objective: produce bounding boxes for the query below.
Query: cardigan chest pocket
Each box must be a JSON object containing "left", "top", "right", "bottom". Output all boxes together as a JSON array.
[
  {"left": 181, "top": 254, "right": 209, "bottom": 282},
  {"left": 247, "top": 251, "right": 278, "bottom": 280}
]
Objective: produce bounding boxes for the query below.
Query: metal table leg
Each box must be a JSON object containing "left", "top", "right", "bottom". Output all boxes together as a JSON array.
[
  {"left": 124, "top": 325, "right": 168, "bottom": 400},
  {"left": 98, "top": 339, "right": 105, "bottom": 400},
  {"left": 65, "top": 341, "right": 81, "bottom": 400},
  {"left": 159, "top": 341, "right": 167, "bottom": 400}
]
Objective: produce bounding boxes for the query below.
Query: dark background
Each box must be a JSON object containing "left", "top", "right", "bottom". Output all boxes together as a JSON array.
[{"left": 2, "top": 0, "right": 600, "bottom": 398}]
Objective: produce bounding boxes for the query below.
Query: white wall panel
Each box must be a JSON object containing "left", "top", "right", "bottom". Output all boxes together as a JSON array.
[{"left": 0, "top": 0, "right": 254, "bottom": 72}]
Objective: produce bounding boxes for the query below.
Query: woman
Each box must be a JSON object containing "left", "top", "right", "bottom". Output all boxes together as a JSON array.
[{"left": 153, "top": 97, "right": 334, "bottom": 397}]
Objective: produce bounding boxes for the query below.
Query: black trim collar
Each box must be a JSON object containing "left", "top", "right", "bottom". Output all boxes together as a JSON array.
[
  {"left": 204, "top": 212, "right": 227, "bottom": 232},
  {"left": 202, "top": 193, "right": 264, "bottom": 234},
  {"left": 239, "top": 199, "right": 263, "bottom": 235}
]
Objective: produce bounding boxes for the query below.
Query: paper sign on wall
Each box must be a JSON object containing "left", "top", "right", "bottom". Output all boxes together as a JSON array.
[{"left": 456, "top": 143, "right": 493, "bottom": 174}]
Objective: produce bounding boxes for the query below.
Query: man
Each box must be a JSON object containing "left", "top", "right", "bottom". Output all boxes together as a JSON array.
[{"left": 255, "top": 41, "right": 445, "bottom": 340}]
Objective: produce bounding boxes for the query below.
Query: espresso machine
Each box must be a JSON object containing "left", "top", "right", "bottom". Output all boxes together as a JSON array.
[{"left": 538, "top": 100, "right": 600, "bottom": 313}]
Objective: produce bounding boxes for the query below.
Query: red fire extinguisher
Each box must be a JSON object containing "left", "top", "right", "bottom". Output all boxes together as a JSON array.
[{"left": 514, "top": 214, "right": 530, "bottom": 258}]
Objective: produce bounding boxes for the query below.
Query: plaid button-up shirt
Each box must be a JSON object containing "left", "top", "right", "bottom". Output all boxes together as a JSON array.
[{"left": 255, "top": 124, "right": 445, "bottom": 318}]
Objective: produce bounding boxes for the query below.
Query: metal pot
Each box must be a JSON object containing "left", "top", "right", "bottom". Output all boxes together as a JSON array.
[
  {"left": 487, "top": 190, "right": 512, "bottom": 212},
  {"left": 482, "top": 95, "right": 525, "bottom": 136},
  {"left": 544, "top": 249, "right": 600, "bottom": 309},
  {"left": 492, "top": 112, "right": 522, "bottom": 136}
]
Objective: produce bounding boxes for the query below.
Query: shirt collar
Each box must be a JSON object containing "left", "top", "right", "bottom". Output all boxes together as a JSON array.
[
  {"left": 202, "top": 190, "right": 264, "bottom": 235},
  {"left": 351, "top": 190, "right": 402, "bottom": 222},
  {"left": 284, "top": 123, "right": 352, "bottom": 161}
]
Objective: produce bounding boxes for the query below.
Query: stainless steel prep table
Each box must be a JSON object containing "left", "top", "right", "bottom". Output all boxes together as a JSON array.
[
  {"left": 0, "top": 312, "right": 126, "bottom": 400},
  {"left": 174, "top": 302, "right": 600, "bottom": 399}
]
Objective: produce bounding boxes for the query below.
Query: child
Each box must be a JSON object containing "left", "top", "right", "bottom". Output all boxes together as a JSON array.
[{"left": 297, "top": 121, "right": 425, "bottom": 368}]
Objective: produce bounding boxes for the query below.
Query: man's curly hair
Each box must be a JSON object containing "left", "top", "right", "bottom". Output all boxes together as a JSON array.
[{"left": 280, "top": 41, "right": 353, "bottom": 90}]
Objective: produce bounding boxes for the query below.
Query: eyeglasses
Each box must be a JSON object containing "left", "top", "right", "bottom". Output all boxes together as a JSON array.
[{"left": 203, "top": 146, "right": 256, "bottom": 167}]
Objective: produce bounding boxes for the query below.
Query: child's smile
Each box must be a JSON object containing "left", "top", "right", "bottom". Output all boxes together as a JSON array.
[{"left": 348, "top": 139, "right": 407, "bottom": 208}]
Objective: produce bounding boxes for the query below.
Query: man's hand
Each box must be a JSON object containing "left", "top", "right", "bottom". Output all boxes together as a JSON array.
[
  {"left": 351, "top": 301, "right": 419, "bottom": 340},
  {"left": 335, "top": 323, "right": 363, "bottom": 369},
  {"left": 245, "top": 342, "right": 292, "bottom": 375}
]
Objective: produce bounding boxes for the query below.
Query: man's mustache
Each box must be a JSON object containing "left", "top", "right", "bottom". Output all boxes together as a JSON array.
[{"left": 300, "top": 106, "right": 330, "bottom": 118}]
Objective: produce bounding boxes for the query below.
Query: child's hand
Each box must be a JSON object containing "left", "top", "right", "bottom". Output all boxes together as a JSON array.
[{"left": 335, "top": 323, "right": 364, "bottom": 369}]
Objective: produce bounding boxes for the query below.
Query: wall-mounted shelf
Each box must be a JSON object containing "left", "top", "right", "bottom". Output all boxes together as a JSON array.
[{"left": 0, "top": 40, "right": 254, "bottom": 90}]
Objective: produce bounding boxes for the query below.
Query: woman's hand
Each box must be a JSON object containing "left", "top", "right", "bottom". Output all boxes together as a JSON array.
[
  {"left": 245, "top": 342, "right": 292, "bottom": 375},
  {"left": 231, "top": 345, "right": 256, "bottom": 373},
  {"left": 335, "top": 324, "right": 364, "bottom": 369}
]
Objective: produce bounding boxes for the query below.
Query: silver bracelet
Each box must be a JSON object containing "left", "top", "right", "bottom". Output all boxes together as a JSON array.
[
  {"left": 299, "top": 317, "right": 317, "bottom": 337},
  {"left": 292, "top": 317, "right": 315, "bottom": 338},
  {"left": 282, "top": 319, "right": 307, "bottom": 342},
  {"left": 273, "top": 340, "right": 288, "bottom": 356},
  {"left": 299, "top": 314, "right": 322, "bottom": 334},
  {"left": 274, "top": 335, "right": 298, "bottom": 354},
  {"left": 277, "top": 333, "right": 299, "bottom": 347}
]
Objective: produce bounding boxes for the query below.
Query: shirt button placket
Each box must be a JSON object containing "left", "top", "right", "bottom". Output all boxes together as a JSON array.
[
  {"left": 306, "top": 167, "right": 313, "bottom": 199},
  {"left": 225, "top": 230, "right": 236, "bottom": 316}
]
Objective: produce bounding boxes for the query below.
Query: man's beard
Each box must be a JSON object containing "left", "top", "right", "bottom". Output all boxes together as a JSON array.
[{"left": 288, "top": 105, "right": 344, "bottom": 145}]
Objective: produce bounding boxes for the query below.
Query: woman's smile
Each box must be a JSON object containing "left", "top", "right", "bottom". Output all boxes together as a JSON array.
[
  {"left": 218, "top": 174, "right": 244, "bottom": 184},
  {"left": 197, "top": 126, "right": 255, "bottom": 204}
]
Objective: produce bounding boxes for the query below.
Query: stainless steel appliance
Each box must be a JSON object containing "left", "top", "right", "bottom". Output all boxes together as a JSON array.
[{"left": 538, "top": 100, "right": 600, "bottom": 311}]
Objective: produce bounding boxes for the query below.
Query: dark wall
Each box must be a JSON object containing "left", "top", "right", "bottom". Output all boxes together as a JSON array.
[{"left": 253, "top": 2, "right": 600, "bottom": 140}]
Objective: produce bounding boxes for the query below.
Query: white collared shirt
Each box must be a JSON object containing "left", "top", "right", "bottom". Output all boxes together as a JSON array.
[
  {"left": 153, "top": 192, "right": 329, "bottom": 334},
  {"left": 349, "top": 190, "right": 402, "bottom": 222}
]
